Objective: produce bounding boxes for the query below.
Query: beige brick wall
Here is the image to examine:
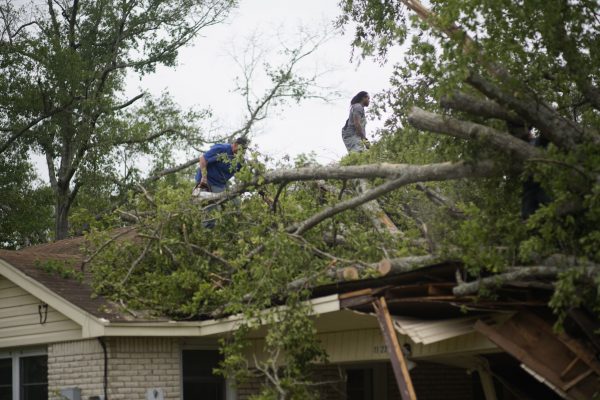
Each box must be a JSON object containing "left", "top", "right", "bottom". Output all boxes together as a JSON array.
[
  {"left": 48, "top": 339, "right": 105, "bottom": 399},
  {"left": 48, "top": 337, "right": 181, "bottom": 400}
]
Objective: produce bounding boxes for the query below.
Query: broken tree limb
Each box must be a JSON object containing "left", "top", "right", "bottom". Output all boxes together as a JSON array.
[
  {"left": 400, "top": 0, "right": 598, "bottom": 150},
  {"left": 466, "top": 72, "right": 587, "bottom": 150},
  {"left": 291, "top": 167, "right": 463, "bottom": 236},
  {"left": 377, "top": 255, "right": 439, "bottom": 276},
  {"left": 286, "top": 255, "right": 443, "bottom": 292},
  {"left": 356, "top": 179, "right": 402, "bottom": 236},
  {"left": 415, "top": 183, "right": 465, "bottom": 219},
  {"left": 440, "top": 90, "right": 525, "bottom": 126},
  {"left": 408, "top": 107, "right": 541, "bottom": 160},
  {"left": 316, "top": 179, "right": 401, "bottom": 236},
  {"left": 201, "top": 160, "right": 500, "bottom": 217},
  {"left": 452, "top": 266, "right": 600, "bottom": 296}
]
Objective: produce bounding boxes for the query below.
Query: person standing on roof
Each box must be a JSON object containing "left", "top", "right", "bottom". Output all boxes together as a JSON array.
[
  {"left": 195, "top": 137, "right": 249, "bottom": 194},
  {"left": 341, "top": 91, "right": 370, "bottom": 153}
]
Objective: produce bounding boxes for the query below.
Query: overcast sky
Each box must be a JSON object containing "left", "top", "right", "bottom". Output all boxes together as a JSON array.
[
  {"left": 31, "top": 0, "right": 404, "bottom": 179},
  {"left": 125, "top": 0, "right": 403, "bottom": 166}
]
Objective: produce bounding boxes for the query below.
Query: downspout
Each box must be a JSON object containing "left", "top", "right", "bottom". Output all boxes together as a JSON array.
[{"left": 98, "top": 337, "right": 109, "bottom": 400}]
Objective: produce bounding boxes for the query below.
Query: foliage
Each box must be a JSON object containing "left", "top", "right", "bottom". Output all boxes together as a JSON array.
[
  {"left": 36, "top": 259, "right": 83, "bottom": 281},
  {"left": 0, "top": 0, "right": 235, "bottom": 239},
  {"left": 339, "top": 0, "right": 600, "bottom": 316},
  {"left": 87, "top": 150, "right": 405, "bottom": 397},
  {"left": 0, "top": 150, "right": 53, "bottom": 248},
  {"left": 4, "top": 0, "right": 595, "bottom": 397}
]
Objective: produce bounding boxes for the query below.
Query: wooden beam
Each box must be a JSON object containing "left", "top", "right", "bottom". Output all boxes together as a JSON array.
[
  {"left": 474, "top": 320, "right": 568, "bottom": 392},
  {"left": 373, "top": 297, "right": 417, "bottom": 400},
  {"left": 521, "top": 311, "right": 600, "bottom": 377},
  {"left": 476, "top": 367, "right": 498, "bottom": 400},
  {"left": 339, "top": 288, "right": 373, "bottom": 300},
  {"left": 561, "top": 357, "right": 581, "bottom": 379},
  {"left": 564, "top": 370, "right": 594, "bottom": 391},
  {"left": 568, "top": 309, "right": 600, "bottom": 352}
]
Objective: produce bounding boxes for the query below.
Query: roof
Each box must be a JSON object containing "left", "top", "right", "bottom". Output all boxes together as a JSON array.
[
  {"left": 0, "top": 249, "right": 127, "bottom": 321},
  {"left": 0, "top": 233, "right": 555, "bottom": 322},
  {"left": 0, "top": 228, "right": 148, "bottom": 322}
]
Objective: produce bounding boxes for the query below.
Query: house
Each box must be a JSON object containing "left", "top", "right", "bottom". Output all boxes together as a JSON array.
[{"left": 1, "top": 236, "right": 599, "bottom": 400}]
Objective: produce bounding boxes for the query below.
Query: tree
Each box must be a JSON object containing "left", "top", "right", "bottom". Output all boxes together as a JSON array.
[
  {"left": 0, "top": 0, "right": 235, "bottom": 239},
  {"left": 84, "top": 0, "right": 599, "bottom": 397},
  {"left": 0, "top": 150, "right": 53, "bottom": 248}
]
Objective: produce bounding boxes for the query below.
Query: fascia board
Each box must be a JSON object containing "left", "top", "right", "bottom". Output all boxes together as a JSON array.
[{"left": 103, "top": 294, "right": 341, "bottom": 337}]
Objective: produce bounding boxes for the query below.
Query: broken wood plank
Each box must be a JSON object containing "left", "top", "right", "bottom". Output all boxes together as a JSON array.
[
  {"left": 474, "top": 320, "right": 568, "bottom": 393},
  {"left": 520, "top": 311, "right": 600, "bottom": 377},
  {"left": 339, "top": 288, "right": 373, "bottom": 300},
  {"left": 563, "top": 370, "right": 594, "bottom": 391},
  {"left": 373, "top": 297, "right": 417, "bottom": 400},
  {"left": 475, "top": 316, "right": 598, "bottom": 399},
  {"left": 340, "top": 294, "right": 375, "bottom": 309},
  {"left": 560, "top": 357, "right": 581, "bottom": 379}
]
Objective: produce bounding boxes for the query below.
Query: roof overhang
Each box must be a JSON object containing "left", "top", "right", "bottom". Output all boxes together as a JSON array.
[
  {"left": 101, "top": 294, "right": 340, "bottom": 337},
  {"left": 0, "top": 256, "right": 341, "bottom": 338}
]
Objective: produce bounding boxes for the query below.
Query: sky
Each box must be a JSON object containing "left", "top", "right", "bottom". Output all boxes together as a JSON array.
[
  {"left": 123, "top": 0, "right": 402, "bottom": 166},
  {"left": 30, "top": 0, "right": 404, "bottom": 178}
]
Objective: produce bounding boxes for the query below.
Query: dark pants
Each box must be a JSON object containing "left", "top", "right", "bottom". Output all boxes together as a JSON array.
[{"left": 521, "top": 179, "right": 551, "bottom": 219}]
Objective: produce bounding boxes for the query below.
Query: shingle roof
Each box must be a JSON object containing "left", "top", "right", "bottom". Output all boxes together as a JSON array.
[{"left": 0, "top": 228, "right": 153, "bottom": 322}]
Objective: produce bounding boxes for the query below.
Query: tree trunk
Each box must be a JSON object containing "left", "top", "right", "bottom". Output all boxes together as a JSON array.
[{"left": 54, "top": 185, "right": 72, "bottom": 240}]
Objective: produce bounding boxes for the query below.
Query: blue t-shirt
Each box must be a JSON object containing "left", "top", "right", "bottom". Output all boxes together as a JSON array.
[{"left": 195, "top": 144, "right": 241, "bottom": 187}]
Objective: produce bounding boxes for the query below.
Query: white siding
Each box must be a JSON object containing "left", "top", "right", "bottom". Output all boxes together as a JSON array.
[
  {"left": 0, "top": 276, "right": 82, "bottom": 349},
  {"left": 245, "top": 327, "right": 499, "bottom": 365}
]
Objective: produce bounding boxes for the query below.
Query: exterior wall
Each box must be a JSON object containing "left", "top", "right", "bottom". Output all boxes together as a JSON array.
[
  {"left": 237, "top": 362, "right": 480, "bottom": 400},
  {"left": 389, "top": 361, "right": 480, "bottom": 400},
  {"left": 236, "top": 365, "right": 344, "bottom": 400},
  {"left": 246, "top": 328, "right": 497, "bottom": 366},
  {"left": 0, "top": 276, "right": 81, "bottom": 349},
  {"left": 48, "top": 337, "right": 181, "bottom": 400},
  {"left": 48, "top": 339, "right": 105, "bottom": 399}
]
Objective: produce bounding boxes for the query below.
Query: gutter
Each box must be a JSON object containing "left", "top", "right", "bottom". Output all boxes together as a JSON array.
[{"left": 102, "top": 294, "right": 341, "bottom": 337}]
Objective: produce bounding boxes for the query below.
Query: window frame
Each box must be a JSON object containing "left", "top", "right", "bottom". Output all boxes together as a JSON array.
[{"left": 0, "top": 348, "right": 47, "bottom": 400}]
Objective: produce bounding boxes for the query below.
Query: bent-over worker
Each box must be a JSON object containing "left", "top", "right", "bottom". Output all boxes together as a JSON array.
[{"left": 195, "top": 137, "right": 248, "bottom": 194}]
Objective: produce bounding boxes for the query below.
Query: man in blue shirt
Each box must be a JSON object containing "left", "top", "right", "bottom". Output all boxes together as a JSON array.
[{"left": 195, "top": 137, "right": 248, "bottom": 193}]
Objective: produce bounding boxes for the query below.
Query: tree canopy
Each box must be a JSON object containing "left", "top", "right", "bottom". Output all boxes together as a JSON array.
[
  {"left": 3, "top": 0, "right": 600, "bottom": 398},
  {"left": 0, "top": 0, "right": 236, "bottom": 240}
]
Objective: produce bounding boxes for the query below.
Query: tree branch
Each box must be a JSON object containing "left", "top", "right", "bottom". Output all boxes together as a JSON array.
[
  {"left": 452, "top": 266, "right": 600, "bottom": 296},
  {"left": 408, "top": 106, "right": 541, "bottom": 160},
  {"left": 440, "top": 91, "right": 524, "bottom": 127},
  {"left": 466, "top": 72, "right": 590, "bottom": 149},
  {"left": 288, "top": 161, "right": 497, "bottom": 236},
  {"left": 111, "top": 93, "right": 145, "bottom": 111}
]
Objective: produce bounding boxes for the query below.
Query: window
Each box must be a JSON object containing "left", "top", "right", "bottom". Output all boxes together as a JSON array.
[
  {"left": 182, "top": 350, "right": 225, "bottom": 400},
  {"left": 346, "top": 368, "right": 374, "bottom": 400},
  {"left": 0, "top": 358, "right": 11, "bottom": 400},
  {"left": 20, "top": 356, "right": 47, "bottom": 400},
  {"left": 0, "top": 352, "right": 47, "bottom": 400}
]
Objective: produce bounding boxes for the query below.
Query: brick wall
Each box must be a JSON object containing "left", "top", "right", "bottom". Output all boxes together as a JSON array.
[
  {"left": 48, "top": 339, "right": 105, "bottom": 399},
  {"left": 48, "top": 337, "right": 181, "bottom": 400}
]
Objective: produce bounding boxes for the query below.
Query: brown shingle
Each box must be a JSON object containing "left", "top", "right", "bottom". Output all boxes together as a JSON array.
[{"left": 0, "top": 228, "right": 156, "bottom": 322}]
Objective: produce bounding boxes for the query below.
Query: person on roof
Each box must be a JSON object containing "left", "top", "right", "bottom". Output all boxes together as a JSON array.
[
  {"left": 341, "top": 91, "right": 371, "bottom": 153},
  {"left": 195, "top": 137, "right": 249, "bottom": 194}
]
